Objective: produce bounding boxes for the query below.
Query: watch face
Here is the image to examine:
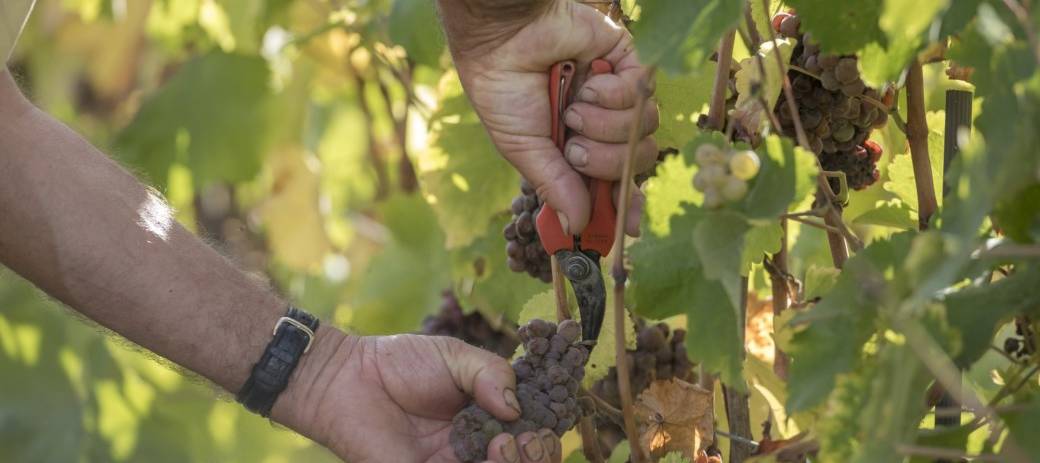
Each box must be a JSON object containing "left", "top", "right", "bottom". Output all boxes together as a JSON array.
[{"left": 1, "top": 0, "right": 35, "bottom": 63}]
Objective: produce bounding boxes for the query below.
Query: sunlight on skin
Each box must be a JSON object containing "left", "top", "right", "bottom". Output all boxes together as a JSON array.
[{"left": 136, "top": 190, "right": 174, "bottom": 242}]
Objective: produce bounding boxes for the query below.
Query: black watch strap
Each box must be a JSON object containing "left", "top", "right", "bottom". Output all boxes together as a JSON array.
[{"left": 236, "top": 306, "right": 320, "bottom": 417}]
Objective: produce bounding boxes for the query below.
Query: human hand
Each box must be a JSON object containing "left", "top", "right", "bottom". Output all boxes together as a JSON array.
[
  {"left": 274, "top": 331, "right": 562, "bottom": 463},
  {"left": 446, "top": 0, "right": 659, "bottom": 236}
]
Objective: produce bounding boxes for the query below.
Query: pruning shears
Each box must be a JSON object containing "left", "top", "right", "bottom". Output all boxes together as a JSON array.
[{"left": 535, "top": 59, "right": 617, "bottom": 345}]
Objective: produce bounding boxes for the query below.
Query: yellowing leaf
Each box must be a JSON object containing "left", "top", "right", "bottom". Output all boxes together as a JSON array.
[{"left": 258, "top": 147, "right": 332, "bottom": 271}]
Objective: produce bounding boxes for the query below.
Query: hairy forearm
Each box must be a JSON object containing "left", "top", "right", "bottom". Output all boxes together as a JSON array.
[
  {"left": 0, "top": 70, "right": 346, "bottom": 426},
  {"left": 436, "top": 0, "right": 553, "bottom": 55}
]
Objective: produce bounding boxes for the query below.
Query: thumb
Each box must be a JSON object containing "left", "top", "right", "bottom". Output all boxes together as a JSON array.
[
  {"left": 440, "top": 337, "right": 523, "bottom": 421},
  {"left": 504, "top": 137, "right": 591, "bottom": 235}
]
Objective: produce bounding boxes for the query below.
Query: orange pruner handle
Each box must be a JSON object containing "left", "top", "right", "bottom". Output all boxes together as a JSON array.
[{"left": 536, "top": 59, "right": 616, "bottom": 257}]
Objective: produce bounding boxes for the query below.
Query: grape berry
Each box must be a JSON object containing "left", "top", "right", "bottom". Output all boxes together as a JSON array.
[
  {"left": 692, "top": 143, "right": 760, "bottom": 208},
  {"left": 503, "top": 179, "right": 553, "bottom": 283},
  {"left": 450, "top": 319, "right": 589, "bottom": 462}
]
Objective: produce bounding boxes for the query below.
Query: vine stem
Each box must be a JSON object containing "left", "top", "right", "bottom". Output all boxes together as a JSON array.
[
  {"left": 706, "top": 31, "right": 737, "bottom": 131},
  {"left": 906, "top": 59, "right": 939, "bottom": 229},
  {"left": 608, "top": 66, "right": 655, "bottom": 463}
]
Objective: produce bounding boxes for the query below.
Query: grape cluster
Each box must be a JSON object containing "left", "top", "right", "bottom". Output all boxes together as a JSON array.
[
  {"left": 592, "top": 320, "right": 695, "bottom": 408},
  {"left": 420, "top": 290, "right": 519, "bottom": 358},
  {"left": 772, "top": 11, "right": 887, "bottom": 192},
  {"left": 590, "top": 320, "right": 695, "bottom": 453},
  {"left": 503, "top": 179, "right": 553, "bottom": 283},
  {"left": 692, "top": 143, "right": 761, "bottom": 208},
  {"left": 450, "top": 319, "right": 589, "bottom": 462},
  {"left": 1004, "top": 317, "right": 1036, "bottom": 361}
]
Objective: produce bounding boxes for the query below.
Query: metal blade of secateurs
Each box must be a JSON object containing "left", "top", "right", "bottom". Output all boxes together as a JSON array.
[{"left": 557, "top": 250, "right": 606, "bottom": 347}]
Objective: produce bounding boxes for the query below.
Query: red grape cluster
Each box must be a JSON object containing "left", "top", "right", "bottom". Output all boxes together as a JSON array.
[
  {"left": 503, "top": 179, "right": 553, "bottom": 283},
  {"left": 450, "top": 319, "right": 589, "bottom": 462},
  {"left": 773, "top": 11, "right": 887, "bottom": 192},
  {"left": 420, "top": 290, "right": 519, "bottom": 358}
]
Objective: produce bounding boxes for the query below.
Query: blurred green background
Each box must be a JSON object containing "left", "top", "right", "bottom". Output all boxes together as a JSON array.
[{"left": 1, "top": 0, "right": 546, "bottom": 460}]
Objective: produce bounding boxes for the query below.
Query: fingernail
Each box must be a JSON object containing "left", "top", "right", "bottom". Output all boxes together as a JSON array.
[
  {"left": 566, "top": 143, "right": 588, "bottom": 167},
  {"left": 500, "top": 436, "right": 520, "bottom": 463},
  {"left": 556, "top": 211, "right": 570, "bottom": 236},
  {"left": 564, "top": 109, "right": 583, "bottom": 131},
  {"left": 540, "top": 431, "right": 556, "bottom": 456},
  {"left": 579, "top": 88, "right": 598, "bottom": 104},
  {"left": 503, "top": 388, "right": 521, "bottom": 414},
  {"left": 523, "top": 438, "right": 545, "bottom": 460}
]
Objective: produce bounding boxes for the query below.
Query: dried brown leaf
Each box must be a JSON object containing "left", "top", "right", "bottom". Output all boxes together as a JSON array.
[{"left": 634, "top": 379, "right": 714, "bottom": 461}]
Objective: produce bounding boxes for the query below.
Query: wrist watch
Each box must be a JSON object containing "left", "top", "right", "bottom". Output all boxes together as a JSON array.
[
  {"left": 236, "top": 306, "right": 320, "bottom": 417},
  {"left": 1, "top": 0, "right": 34, "bottom": 63}
]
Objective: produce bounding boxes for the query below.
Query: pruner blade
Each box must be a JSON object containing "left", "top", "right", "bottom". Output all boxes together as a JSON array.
[{"left": 556, "top": 250, "right": 606, "bottom": 345}]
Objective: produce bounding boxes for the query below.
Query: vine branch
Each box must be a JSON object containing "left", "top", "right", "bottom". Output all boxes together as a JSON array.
[
  {"left": 706, "top": 31, "right": 737, "bottom": 131},
  {"left": 608, "top": 66, "right": 656, "bottom": 463},
  {"left": 906, "top": 59, "right": 939, "bottom": 229}
]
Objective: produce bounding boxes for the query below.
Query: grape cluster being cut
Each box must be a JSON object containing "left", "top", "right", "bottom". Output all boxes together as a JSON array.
[
  {"left": 590, "top": 319, "right": 695, "bottom": 453},
  {"left": 772, "top": 11, "right": 887, "bottom": 192},
  {"left": 692, "top": 143, "right": 761, "bottom": 208},
  {"left": 503, "top": 179, "right": 553, "bottom": 283},
  {"left": 450, "top": 319, "right": 589, "bottom": 463},
  {"left": 420, "top": 290, "right": 519, "bottom": 358}
]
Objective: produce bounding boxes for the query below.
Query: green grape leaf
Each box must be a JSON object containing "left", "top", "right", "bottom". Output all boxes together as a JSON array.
[
  {"left": 852, "top": 198, "right": 917, "bottom": 230},
  {"left": 694, "top": 210, "right": 750, "bottom": 284},
  {"left": 388, "top": 0, "right": 444, "bottom": 68},
  {"left": 1002, "top": 400, "right": 1040, "bottom": 460},
  {"left": 115, "top": 52, "right": 273, "bottom": 189},
  {"left": 734, "top": 37, "right": 795, "bottom": 119},
  {"left": 740, "top": 135, "right": 819, "bottom": 220},
  {"left": 858, "top": 0, "right": 948, "bottom": 87},
  {"left": 419, "top": 74, "right": 520, "bottom": 249},
  {"left": 631, "top": 205, "right": 706, "bottom": 319},
  {"left": 938, "top": 0, "right": 982, "bottom": 38},
  {"left": 685, "top": 277, "right": 744, "bottom": 388},
  {"left": 656, "top": 68, "right": 715, "bottom": 150},
  {"left": 883, "top": 111, "right": 945, "bottom": 215},
  {"left": 631, "top": 0, "right": 742, "bottom": 74},
  {"left": 945, "top": 265, "right": 1040, "bottom": 367},
  {"left": 992, "top": 185, "right": 1040, "bottom": 243},
  {"left": 740, "top": 221, "right": 783, "bottom": 276},
  {"left": 852, "top": 341, "right": 932, "bottom": 463},
  {"left": 787, "top": 233, "right": 912, "bottom": 411},
  {"left": 351, "top": 194, "right": 450, "bottom": 334},
  {"left": 802, "top": 264, "right": 840, "bottom": 301},
  {"left": 784, "top": 0, "right": 884, "bottom": 54}
]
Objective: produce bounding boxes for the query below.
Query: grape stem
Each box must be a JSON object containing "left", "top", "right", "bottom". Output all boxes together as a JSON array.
[
  {"left": 609, "top": 65, "right": 655, "bottom": 463},
  {"left": 786, "top": 215, "right": 841, "bottom": 234},
  {"left": 550, "top": 256, "right": 572, "bottom": 322},
  {"left": 906, "top": 59, "right": 939, "bottom": 229}
]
